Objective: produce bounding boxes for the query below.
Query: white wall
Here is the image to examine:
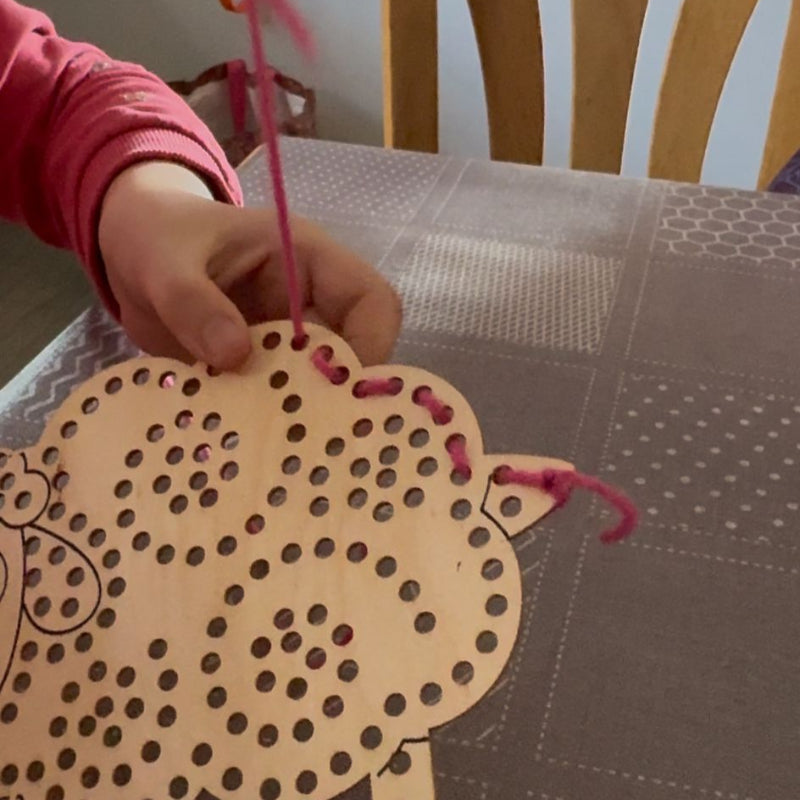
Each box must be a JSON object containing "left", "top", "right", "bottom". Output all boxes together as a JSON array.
[{"left": 31, "top": 0, "right": 794, "bottom": 189}]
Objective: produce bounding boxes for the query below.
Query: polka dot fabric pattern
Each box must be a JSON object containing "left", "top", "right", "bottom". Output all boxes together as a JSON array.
[
  {"left": 0, "top": 322, "right": 570, "bottom": 800},
  {"left": 395, "top": 233, "right": 621, "bottom": 354},
  {"left": 655, "top": 183, "right": 800, "bottom": 268},
  {"left": 240, "top": 137, "right": 445, "bottom": 223},
  {"left": 605, "top": 375, "right": 800, "bottom": 543}
]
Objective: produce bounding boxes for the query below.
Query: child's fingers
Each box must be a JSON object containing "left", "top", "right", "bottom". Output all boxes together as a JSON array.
[{"left": 148, "top": 272, "right": 252, "bottom": 369}]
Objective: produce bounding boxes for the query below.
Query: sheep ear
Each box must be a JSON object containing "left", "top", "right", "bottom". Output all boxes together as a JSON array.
[{"left": 482, "top": 454, "right": 574, "bottom": 539}]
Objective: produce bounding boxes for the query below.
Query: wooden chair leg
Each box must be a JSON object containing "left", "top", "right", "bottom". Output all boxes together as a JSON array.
[{"left": 370, "top": 738, "right": 436, "bottom": 800}]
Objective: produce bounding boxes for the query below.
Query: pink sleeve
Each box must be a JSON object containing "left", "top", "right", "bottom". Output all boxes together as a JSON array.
[{"left": 0, "top": 0, "right": 244, "bottom": 314}]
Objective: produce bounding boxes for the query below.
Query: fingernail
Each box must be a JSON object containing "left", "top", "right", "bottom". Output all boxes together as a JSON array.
[{"left": 202, "top": 316, "right": 249, "bottom": 367}]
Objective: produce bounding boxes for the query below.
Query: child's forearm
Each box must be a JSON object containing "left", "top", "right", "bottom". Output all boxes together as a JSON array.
[{"left": 0, "top": 0, "right": 242, "bottom": 312}]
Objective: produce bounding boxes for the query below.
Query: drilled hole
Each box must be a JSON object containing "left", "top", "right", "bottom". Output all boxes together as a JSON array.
[
  {"left": 353, "top": 418, "right": 373, "bottom": 438},
  {"left": 283, "top": 394, "right": 302, "bottom": 413},
  {"left": 246, "top": 514, "right": 265, "bottom": 534},
  {"left": 282, "top": 543, "right": 302, "bottom": 564},
  {"left": 203, "top": 413, "right": 221, "bottom": 431},
  {"left": 146, "top": 424, "right": 165, "bottom": 443},
  {"left": 224, "top": 584, "right": 244, "bottom": 606},
  {"left": 452, "top": 661, "right": 475, "bottom": 686},
  {"left": 310, "top": 466, "right": 329, "bottom": 485},
  {"left": 169, "top": 496, "right": 187, "bottom": 515},
  {"left": 347, "top": 542, "right": 368, "bottom": 563},
  {"left": 414, "top": 612, "right": 436, "bottom": 634},
  {"left": 189, "top": 472, "right": 207, "bottom": 491},
  {"left": 314, "top": 538, "right": 334, "bottom": 558},
  {"left": 360, "top": 725, "right": 382, "bottom": 750},
  {"left": 399, "top": 580, "right": 421, "bottom": 602},
  {"left": 451, "top": 499, "right": 472, "bottom": 520},
  {"left": 420, "top": 682, "right": 443, "bottom": 705},
  {"left": 373, "top": 502, "right": 393, "bottom": 522},
  {"left": 486, "top": 594, "right": 509, "bottom": 617},
  {"left": 409, "top": 428, "right": 429, "bottom": 447},
  {"left": 476, "top": 630, "right": 499, "bottom": 654},
  {"left": 82, "top": 397, "right": 99, "bottom": 415},
  {"left": 384, "top": 693, "right": 406, "bottom": 717},
  {"left": 221, "top": 432, "right": 239, "bottom": 450},
  {"left": 418, "top": 457, "right": 438, "bottom": 476},
  {"left": 258, "top": 724, "right": 278, "bottom": 747},
  {"left": 332, "top": 624, "right": 354, "bottom": 646},
  {"left": 323, "top": 695, "right": 344, "bottom": 718},
  {"left": 500, "top": 496, "right": 522, "bottom": 518},
  {"left": 282, "top": 456, "right": 301, "bottom": 475},
  {"left": 256, "top": 669, "right": 276, "bottom": 694},
  {"left": 384, "top": 415, "right": 404, "bottom": 434},
  {"left": 274, "top": 608, "right": 294, "bottom": 630},
  {"left": 270, "top": 370, "right": 289, "bottom": 389},
  {"left": 404, "top": 487, "right": 425, "bottom": 508},
  {"left": 308, "top": 604, "right": 328, "bottom": 625},
  {"left": 200, "top": 488, "right": 218, "bottom": 508},
  {"left": 251, "top": 637, "right": 271, "bottom": 659},
  {"left": 221, "top": 461, "right": 239, "bottom": 481},
  {"left": 250, "top": 559, "right": 269, "bottom": 579},
  {"left": 175, "top": 410, "right": 193, "bottom": 429},
  {"left": 338, "top": 660, "right": 359, "bottom": 682},
  {"left": 376, "top": 469, "right": 396, "bottom": 488},
  {"left": 262, "top": 331, "right": 281, "bottom": 350},
  {"left": 287, "top": 424, "right": 306, "bottom": 443},
  {"left": 481, "top": 559, "right": 504, "bottom": 581},
  {"left": 293, "top": 718, "right": 314, "bottom": 742},
  {"left": 375, "top": 556, "right": 397, "bottom": 578},
  {"left": 350, "top": 458, "right": 370, "bottom": 478},
  {"left": 469, "top": 527, "right": 491, "bottom": 548},
  {"left": 330, "top": 752, "right": 352, "bottom": 776},
  {"left": 217, "top": 535, "right": 237, "bottom": 556},
  {"left": 310, "top": 497, "right": 329, "bottom": 517}
]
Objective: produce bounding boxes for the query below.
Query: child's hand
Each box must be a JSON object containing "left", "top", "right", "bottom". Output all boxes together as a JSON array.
[{"left": 97, "top": 161, "right": 402, "bottom": 370}]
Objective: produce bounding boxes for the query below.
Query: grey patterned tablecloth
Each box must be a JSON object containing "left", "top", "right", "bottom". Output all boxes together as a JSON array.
[{"left": 2, "top": 138, "right": 800, "bottom": 800}]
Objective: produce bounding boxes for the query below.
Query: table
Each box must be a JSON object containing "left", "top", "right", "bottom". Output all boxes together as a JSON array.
[{"left": 1, "top": 138, "right": 798, "bottom": 800}]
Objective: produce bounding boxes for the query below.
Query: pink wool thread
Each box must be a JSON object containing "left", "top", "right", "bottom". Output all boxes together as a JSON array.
[
  {"left": 311, "top": 347, "right": 349, "bottom": 385},
  {"left": 245, "top": 0, "right": 307, "bottom": 344},
  {"left": 446, "top": 435, "right": 472, "bottom": 479},
  {"left": 243, "top": 2, "right": 637, "bottom": 544},
  {"left": 494, "top": 466, "right": 638, "bottom": 544},
  {"left": 261, "top": 0, "right": 315, "bottom": 57},
  {"left": 413, "top": 387, "right": 454, "bottom": 425},
  {"left": 353, "top": 378, "right": 404, "bottom": 398}
]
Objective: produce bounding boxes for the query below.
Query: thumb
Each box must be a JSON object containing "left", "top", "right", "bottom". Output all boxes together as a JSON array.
[{"left": 150, "top": 273, "right": 252, "bottom": 370}]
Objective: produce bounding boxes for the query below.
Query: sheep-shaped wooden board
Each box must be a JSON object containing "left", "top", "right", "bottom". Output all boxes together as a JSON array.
[{"left": 0, "top": 321, "right": 574, "bottom": 800}]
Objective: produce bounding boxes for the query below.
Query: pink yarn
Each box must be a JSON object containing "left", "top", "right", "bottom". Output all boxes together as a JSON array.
[
  {"left": 245, "top": 0, "right": 305, "bottom": 344},
  {"left": 413, "top": 387, "right": 454, "bottom": 425},
  {"left": 242, "top": 1, "right": 636, "bottom": 545},
  {"left": 353, "top": 378, "right": 403, "bottom": 397},
  {"left": 311, "top": 347, "right": 349, "bottom": 385},
  {"left": 261, "top": 0, "right": 315, "bottom": 58},
  {"left": 494, "top": 466, "right": 638, "bottom": 544},
  {"left": 446, "top": 434, "right": 472, "bottom": 479}
]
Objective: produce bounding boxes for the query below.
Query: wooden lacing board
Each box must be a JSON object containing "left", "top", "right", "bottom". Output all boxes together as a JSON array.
[{"left": 0, "top": 321, "right": 571, "bottom": 800}]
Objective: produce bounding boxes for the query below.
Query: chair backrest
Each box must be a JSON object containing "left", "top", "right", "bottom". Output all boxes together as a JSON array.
[{"left": 382, "top": 0, "right": 800, "bottom": 189}]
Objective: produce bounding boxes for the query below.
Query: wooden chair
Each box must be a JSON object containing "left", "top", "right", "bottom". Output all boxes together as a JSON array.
[{"left": 382, "top": 0, "right": 800, "bottom": 189}]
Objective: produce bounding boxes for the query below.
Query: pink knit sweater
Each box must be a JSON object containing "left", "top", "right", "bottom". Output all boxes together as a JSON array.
[{"left": 0, "top": 0, "right": 243, "bottom": 310}]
